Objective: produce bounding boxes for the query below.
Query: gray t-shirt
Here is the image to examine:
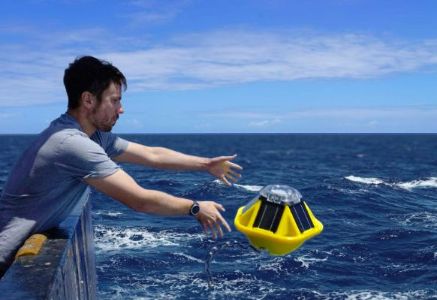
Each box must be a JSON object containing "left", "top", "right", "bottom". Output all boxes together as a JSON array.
[{"left": 0, "top": 113, "right": 128, "bottom": 271}]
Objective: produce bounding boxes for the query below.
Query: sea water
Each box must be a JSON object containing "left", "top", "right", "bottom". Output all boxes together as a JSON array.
[{"left": 1, "top": 134, "right": 436, "bottom": 299}]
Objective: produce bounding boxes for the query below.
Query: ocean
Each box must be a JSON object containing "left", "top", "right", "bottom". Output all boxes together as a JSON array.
[{"left": 1, "top": 134, "right": 436, "bottom": 299}]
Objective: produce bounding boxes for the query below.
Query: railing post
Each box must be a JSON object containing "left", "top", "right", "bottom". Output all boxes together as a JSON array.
[{"left": 0, "top": 189, "right": 96, "bottom": 300}]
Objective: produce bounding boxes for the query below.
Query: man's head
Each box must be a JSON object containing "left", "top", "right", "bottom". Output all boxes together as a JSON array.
[
  {"left": 64, "top": 56, "right": 127, "bottom": 110},
  {"left": 64, "top": 56, "right": 127, "bottom": 133}
]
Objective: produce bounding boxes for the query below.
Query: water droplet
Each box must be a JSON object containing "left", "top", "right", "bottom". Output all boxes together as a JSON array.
[{"left": 204, "top": 239, "right": 250, "bottom": 288}]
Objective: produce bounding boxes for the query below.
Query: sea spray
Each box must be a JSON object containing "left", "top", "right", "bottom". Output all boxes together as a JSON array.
[{"left": 345, "top": 175, "right": 437, "bottom": 191}]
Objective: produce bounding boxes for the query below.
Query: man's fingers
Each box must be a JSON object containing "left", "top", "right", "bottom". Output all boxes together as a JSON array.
[
  {"left": 219, "top": 215, "right": 231, "bottom": 233},
  {"left": 207, "top": 221, "right": 217, "bottom": 239},
  {"left": 226, "top": 173, "right": 239, "bottom": 183},
  {"left": 212, "top": 155, "right": 236, "bottom": 165},
  {"left": 228, "top": 161, "right": 243, "bottom": 170},
  {"left": 200, "top": 220, "right": 209, "bottom": 233},
  {"left": 197, "top": 201, "right": 231, "bottom": 238},
  {"left": 202, "top": 218, "right": 219, "bottom": 239},
  {"left": 221, "top": 175, "right": 232, "bottom": 186},
  {"left": 220, "top": 154, "right": 237, "bottom": 161},
  {"left": 214, "top": 202, "right": 225, "bottom": 212},
  {"left": 212, "top": 209, "right": 231, "bottom": 233},
  {"left": 215, "top": 222, "right": 224, "bottom": 238},
  {"left": 215, "top": 154, "right": 243, "bottom": 170},
  {"left": 228, "top": 169, "right": 241, "bottom": 177}
]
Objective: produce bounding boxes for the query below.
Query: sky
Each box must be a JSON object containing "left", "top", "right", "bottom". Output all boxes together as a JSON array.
[{"left": 0, "top": 0, "right": 436, "bottom": 133}]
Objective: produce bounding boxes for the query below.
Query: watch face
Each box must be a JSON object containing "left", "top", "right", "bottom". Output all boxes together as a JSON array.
[{"left": 191, "top": 202, "right": 200, "bottom": 215}]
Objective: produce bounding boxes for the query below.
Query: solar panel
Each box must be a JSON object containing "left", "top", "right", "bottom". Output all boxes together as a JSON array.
[
  {"left": 290, "top": 201, "right": 314, "bottom": 233},
  {"left": 253, "top": 200, "right": 285, "bottom": 232}
]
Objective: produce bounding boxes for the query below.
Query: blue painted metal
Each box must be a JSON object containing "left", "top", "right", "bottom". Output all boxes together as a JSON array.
[{"left": 0, "top": 189, "right": 96, "bottom": 299}]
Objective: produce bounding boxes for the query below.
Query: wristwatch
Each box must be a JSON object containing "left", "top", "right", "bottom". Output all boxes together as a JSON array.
[{"left": 189, "top": 201, "right": 200, "bottom": 216}]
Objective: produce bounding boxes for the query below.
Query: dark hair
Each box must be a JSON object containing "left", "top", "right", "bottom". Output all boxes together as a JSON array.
[{"left": 64, "top": 56, "right": 127, "bottom": 109}]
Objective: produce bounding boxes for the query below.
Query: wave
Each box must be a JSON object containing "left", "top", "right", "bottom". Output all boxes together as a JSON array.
[
  {"left": 392, "top": 211, "right": 437, "bottom": 229},
  {"left": 98, "top": 271, "right": 286, "bottom": 300},
  {"left": 98, "top": 274, "right": 433, "bottom": 300},
  {"left": 396, "top": 178, "right": 437, "bottom": 190},
  {"left": 345, "top": 175, "right": 384, "bottom": 185},
  {"left": 233, "top": 184, "right": 263, "bottom": 192},
  {"left": 324, "top": 290, "right": 433, "bottom": 300},
  {"left": 213, "top": 179, "right": 263, "bottom": 192},
  {"left": 94, "top": 225, "right": 204, "bottom": 252},
  {"left": 94, "top": 210, "right": 123, "bottom": 217},
  {"left": 345, "top": 175, "right": 437, "bottom": 191}
]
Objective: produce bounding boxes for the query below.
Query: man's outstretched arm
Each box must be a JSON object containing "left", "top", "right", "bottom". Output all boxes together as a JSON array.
[
  {"left": 85, "top": 169, "right": 231, "bottom": 238},
  {"left": 114, "top": 142, "right": 242, "bottom": 185}
]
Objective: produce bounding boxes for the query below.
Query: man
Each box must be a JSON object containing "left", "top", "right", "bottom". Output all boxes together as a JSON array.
[{"left": 0, "top": 56, "right": 242, "bottom": 276}]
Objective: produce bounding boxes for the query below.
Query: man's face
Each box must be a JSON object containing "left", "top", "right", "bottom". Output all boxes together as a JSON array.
[{"left": 91, "top": 82, "right": 124, "bottom": 132}]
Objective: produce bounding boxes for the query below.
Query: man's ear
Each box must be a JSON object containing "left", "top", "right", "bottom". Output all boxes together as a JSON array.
[{"left": 80, "top": 91, "right": 96, "bottom": 110}]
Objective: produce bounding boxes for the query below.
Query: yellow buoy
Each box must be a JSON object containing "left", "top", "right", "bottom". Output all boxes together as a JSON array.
[{"left": 234, "top": 185, "right": 323, "bottom": 255}]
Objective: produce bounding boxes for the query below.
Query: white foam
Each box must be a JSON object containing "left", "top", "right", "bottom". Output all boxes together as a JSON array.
[
  {"left": 294, "top": 254, "right": 328, "bottom": 269},
  {"left": 138, "top": 271, "right": 285, "bottom": 300},
  {"left": 337, "top": 290, "right": 431, "bottom": 300},
  {"left": 257, "top": 257, "right": 286, "bottom": 274},
  {"left": 173, "top": 252, "right": 204, "bottom": 263},
  {"left": 99, "top": 280, "right": 431, "bottom": 300},
  {"left": 345, "top": 175, "right": 384, "bottom": 185},
  {"left": 94, "top": 210, "right": 123, "bottom": 217},
  {"left": 233, "top": 184, "right": 263, "bottom": 192},
  {"left": 103, "top": 273, "right": 211, "bottom": 299},
  {"left": 214, "top": 179, "right": 263, "bottom": 192},
  {"left": 393, "top": 211, "right": 437, "bottom": 229},
  {"left": 345, "top": 175, "right": 437, "bottom": 191},
  {"left": 395, "top": 177, "right": 437, "bottom": 191},
  {"left": 94, "top": 225, "right": 204, "bottom": 252}
]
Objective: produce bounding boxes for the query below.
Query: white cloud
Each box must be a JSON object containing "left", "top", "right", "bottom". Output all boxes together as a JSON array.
[
  {"left": 122, "top": 0, "right": 191, "bottom": 25},
  {"left": 249, "top": 118, "right": 281, "bottom": 128},
  {"left": 202, "top": 105, "right": 437, "bottom": 123},
  {"left": 287, "top": 106, "right": 437, "bottom": 120},
  {"left": 199, "top": 105, "right": 437, "bottom": 132},
  {"left": 1, "top": 28, "right": 437, "bottom": 107},
  {"left": 101, "top": 31, "right": 437, "bottom": 91}
]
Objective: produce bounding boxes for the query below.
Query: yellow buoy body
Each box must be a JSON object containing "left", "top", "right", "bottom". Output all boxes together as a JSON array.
[{"left": 234, "top": 185, "right": 323, "bottom": 256}]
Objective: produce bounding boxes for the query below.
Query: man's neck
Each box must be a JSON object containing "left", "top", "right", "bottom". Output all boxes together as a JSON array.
[{"left": 67, "top": 110, "right": 96, "bottom": 137}]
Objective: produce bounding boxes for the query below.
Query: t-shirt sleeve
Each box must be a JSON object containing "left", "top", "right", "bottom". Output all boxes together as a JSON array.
[
  {"left": 55, "top": 134, "right": 121, "bottom": 179},
  {"left": 91, "top": 131, "right": 129, "bottom": 158}
]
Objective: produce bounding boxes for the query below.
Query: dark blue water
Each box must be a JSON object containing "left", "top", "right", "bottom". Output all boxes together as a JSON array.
[{"left": 1, "top": 134, "right": 436, "bottom": 299}]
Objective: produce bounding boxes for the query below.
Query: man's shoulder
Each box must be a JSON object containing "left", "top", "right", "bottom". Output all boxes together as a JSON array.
[
  {"left": 45, "top": 127, "right": 89, "bottom": 148},
  {"left": 40, "top": 114, "right": 87, "bottom": 144},
  {"left": 57, "top": 130, "right": 101, "bottom": 150},
  {"left": 37, "top": 127, "right": 100, "bottom": 160}
]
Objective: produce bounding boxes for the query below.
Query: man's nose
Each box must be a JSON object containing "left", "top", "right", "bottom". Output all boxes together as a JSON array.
[{"left": 118, "top": 105, "right": 124, "bottom": 114}]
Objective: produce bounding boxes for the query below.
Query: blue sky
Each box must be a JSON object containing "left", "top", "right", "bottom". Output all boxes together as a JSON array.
[{"left": 0, "top": 0, "right": 436, "bottom": 133}]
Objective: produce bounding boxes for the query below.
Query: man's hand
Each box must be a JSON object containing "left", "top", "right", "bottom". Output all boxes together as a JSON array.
[
  {"left": 196, "top": 201, "right": 231, "bottom": 239},
  {"left": 207, "top": 154, "right": 243, "bottom": 186}
]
